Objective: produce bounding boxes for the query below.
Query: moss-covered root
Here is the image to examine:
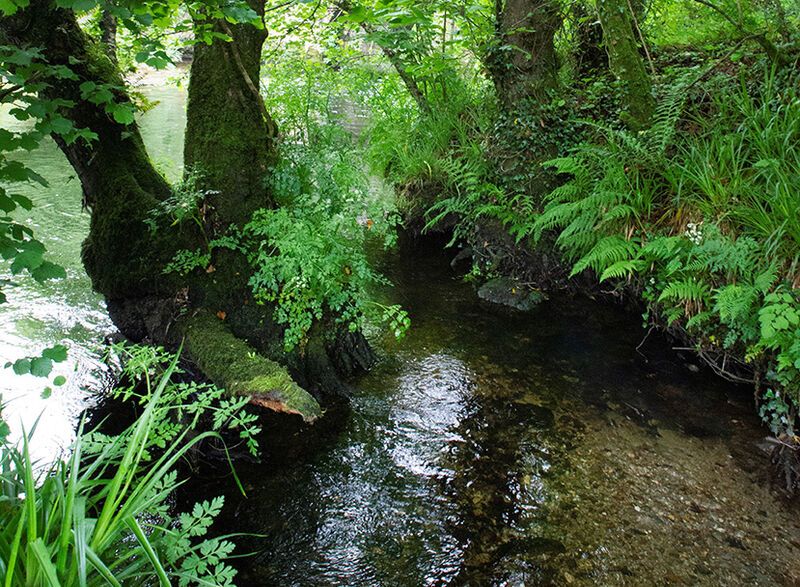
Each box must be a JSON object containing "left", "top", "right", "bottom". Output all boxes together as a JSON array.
[{"left": 183, "top": 312, "right": 322, "bottom": 422}]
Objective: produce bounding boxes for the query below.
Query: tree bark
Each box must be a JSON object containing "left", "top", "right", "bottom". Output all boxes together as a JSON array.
[
  {"left": 184, "top": 1, "right": 278, "bottom": 226},
  {"left": 486, "top": 0, "right": 561, "bottom": 110},
  {"left": 596, "top": 0, "right": 655, "bottom": 128},
  {"left": 99, "top": 10, "right": 117, "bottom": 63}
]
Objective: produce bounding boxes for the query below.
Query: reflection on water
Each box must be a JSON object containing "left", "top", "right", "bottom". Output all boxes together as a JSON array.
[
  {"left": 187, "top": 243, "right": 800, "bottom": 586},
  {"left": 0, "top": 79, "right": 186, "bottom": 456}
]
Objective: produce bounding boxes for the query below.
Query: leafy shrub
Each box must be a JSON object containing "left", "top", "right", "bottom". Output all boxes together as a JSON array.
[{"left": 244, "top": 132, "right": 407, "bottom": 350}]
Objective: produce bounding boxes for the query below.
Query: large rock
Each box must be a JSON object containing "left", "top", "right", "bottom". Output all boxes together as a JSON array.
[{"left": 477, "top": 277, "right": 544, "bottom": 311}]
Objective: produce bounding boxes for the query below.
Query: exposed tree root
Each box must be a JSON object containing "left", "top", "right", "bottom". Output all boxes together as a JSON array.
[{"left": 183, "top": 311, "right": 322, "bottom": 422}]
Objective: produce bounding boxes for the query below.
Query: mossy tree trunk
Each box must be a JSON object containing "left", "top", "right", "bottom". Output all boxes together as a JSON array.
[
  {"left": 486, "top": 0, "right": 561, "bottom": 110},
  {"left": 181, "top": 1, "right": 373, "bottom": 403},
  {"left": 573, "top": 2, "right": 608, "bottom": 77},
  {"left": 595, "top": 0, "right": 655, "bottom": 128},
  {"left": 1, "top": 0, "right": 369, "bottom": 420},
  {"left": 184, "top": 0, "right": 278, "bottom": 225}
]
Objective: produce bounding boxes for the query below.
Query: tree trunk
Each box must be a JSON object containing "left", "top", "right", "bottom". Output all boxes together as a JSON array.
[
  {"left": 181, "top": 2, "right": 375, "bottom": 399},
  {"left": 184, "top": 1, "right": 278, "bottom": 226},
  {"left": 486, "top": 0, "right": 561, "bottom": 110},
  {"left": 573, "top": 3, "right": 608, "bottom": 77},
  {"left": 99, "top": 10, "right": 117, "bottom": 63},
  {"left": 1, "top": 0, "right": 371, "bottom": 420},
  {"left": 596, "top": 0, "right": 655, "bottom": 128}
]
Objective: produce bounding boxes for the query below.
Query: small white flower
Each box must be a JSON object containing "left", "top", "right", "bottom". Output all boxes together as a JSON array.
[{"left": 684, "top": 221, "right": 704, "bottom": 245}]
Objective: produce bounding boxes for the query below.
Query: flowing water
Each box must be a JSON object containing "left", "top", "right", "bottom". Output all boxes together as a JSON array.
[
  {"left": 3, "top": 82, "right": 799, "bottom": 585},
  {"left": 190, "top": 242, "right": 800, "bottom": 586},
  {"left": 0, "top": 78, "right": 186, "bottom": 456}
]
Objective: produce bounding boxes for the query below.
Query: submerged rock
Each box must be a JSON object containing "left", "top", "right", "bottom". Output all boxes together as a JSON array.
[{"left": 477, "top": 277, "right": 544, "bottom": 312}]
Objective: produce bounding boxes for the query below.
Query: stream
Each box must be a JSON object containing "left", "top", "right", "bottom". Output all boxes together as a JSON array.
[
  {"left": 2, "top": 81, "right": 799, "bottom": 585},
  {"left": 190, "top": 240, "right": 800, "bottom": 585}
]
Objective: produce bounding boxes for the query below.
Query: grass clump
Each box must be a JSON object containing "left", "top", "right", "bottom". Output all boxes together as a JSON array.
[{"left": 0, "top": 345, "right": 254, "bottom": 586}]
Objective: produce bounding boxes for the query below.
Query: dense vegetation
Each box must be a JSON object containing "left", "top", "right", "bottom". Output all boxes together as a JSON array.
[{"left": 1, "top": 0, "right": 799, "bottom": 582}]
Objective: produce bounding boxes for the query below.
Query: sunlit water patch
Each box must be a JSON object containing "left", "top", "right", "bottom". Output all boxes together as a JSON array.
[{"left": 0, "top": 78, "right": 186, "bottom": 456}]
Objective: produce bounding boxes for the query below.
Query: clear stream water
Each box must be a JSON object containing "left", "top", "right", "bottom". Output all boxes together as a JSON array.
[
  {"left": 3, "top": 83, "right": 799, "bottom": 585},
  {"left": 0, "top": 82, "right": 185, "bottom": 458}
]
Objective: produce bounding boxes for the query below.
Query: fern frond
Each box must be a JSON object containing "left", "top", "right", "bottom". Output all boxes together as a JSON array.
[
  {"left": 658, "top": 278, "right": 711, "bottom": 303},
  {"left": 599, "top": 259, "right": 647, "bottom": 282},
  {"left": 570, "top": 235, "right": 638, "bottom": 277}
]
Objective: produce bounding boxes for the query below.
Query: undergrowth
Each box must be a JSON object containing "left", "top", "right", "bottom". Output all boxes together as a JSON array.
[{"left": 0, "top": 344, "right": 255, "bottom": 586}]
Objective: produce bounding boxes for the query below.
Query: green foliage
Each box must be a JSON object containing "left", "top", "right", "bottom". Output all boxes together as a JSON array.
[
  {"left": 0, "top": 348, "right": 247, "bottom": 586},
  {"left": 101, "top": 342, "right": 261, "bottom": 458},
  {"left": 525, "top": 68, "right": 800, "bottom": 427},
  {"left": 0, "top": 45, "right": 87, "bottom": 303},
  {"left": 146, "top": 167, "right": 215, "bottom": 235},
  {"left": 165, "top": 131, "right": 406, "bottom": 350},
  {"left": 759, "top": 388, "right": 794, "bottom": 436},
  {"left": 244, "top": 134, "right": 404, "bottom": 350}
]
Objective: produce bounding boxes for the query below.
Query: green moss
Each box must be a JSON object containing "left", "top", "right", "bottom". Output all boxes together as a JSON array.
[
  {"left": 183, "top": 311, "right": 322, "bottom": 421},
  {"left": 596, "top": 0, "right": 655, "bottom": 128}
]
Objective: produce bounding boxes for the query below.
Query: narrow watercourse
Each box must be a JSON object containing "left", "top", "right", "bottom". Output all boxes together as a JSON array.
[
  {"left": 2, "top": 82, "right": 799, "bottom": 586},
  {"left": 184, "top": 237, "right": 800, "bottom": 585}
]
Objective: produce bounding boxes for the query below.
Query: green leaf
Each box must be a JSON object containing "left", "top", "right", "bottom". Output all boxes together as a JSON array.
[
  {"left": 12, "top": 193, "right": 33, "bottom": 210},
  {"left": 53, "top": 375, "right": 67, "bottom": 386},
  {"left": 31, "top": 261, "right": 66, "bottom": 282},
  {"left": 10, "top": 248, "right": 43, "bottom": 274},
  {"left": 12, "top": 358, "right": 31, "bottom": 375},
  {"left": 0, "top": 0, "right": 28, "bottom": 17},
  {"left": 110, "top": 104, "right": 135, "bottom": 125},
  {"left": 30, "top": 356, "right": 53, "bottom": 377},
  {"left": 42, "top": 344, "right": 68, "bottom": 362},
  {"left": 49, "top": 116, "right": 74, "bottom": 135}
]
